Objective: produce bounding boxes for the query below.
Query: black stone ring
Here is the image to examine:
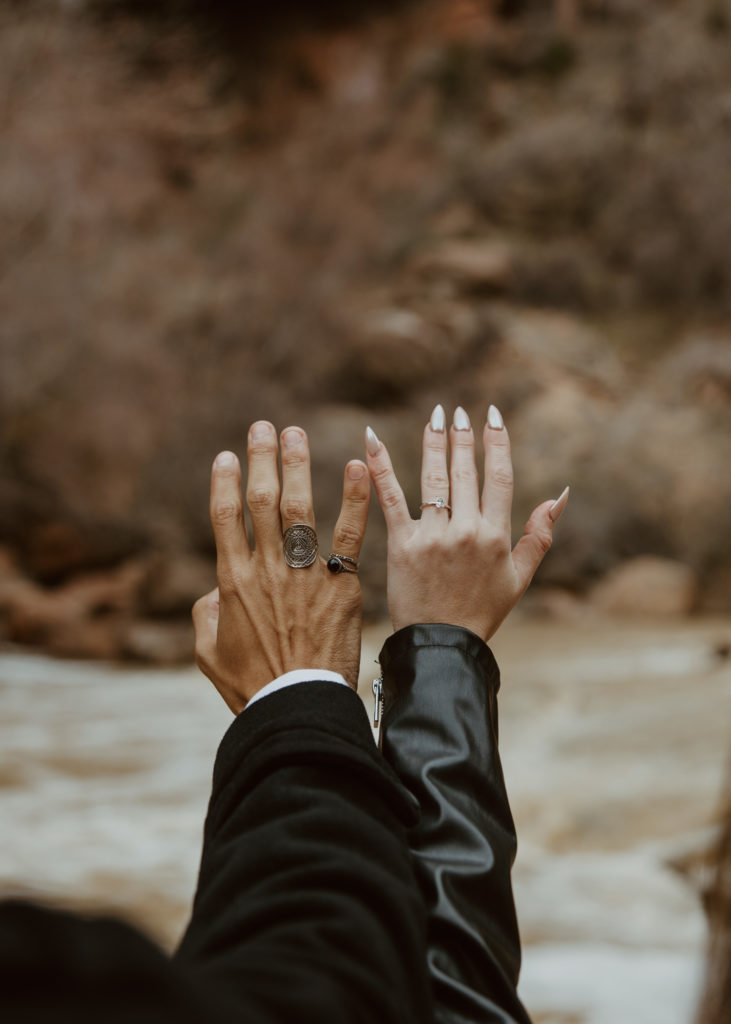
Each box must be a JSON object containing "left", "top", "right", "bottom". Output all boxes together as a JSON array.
[
  {"left": 283, "top": 524, "right": 318, "bottom": 568},
  {"left": 326, "top": 552, "right": 359, "bottom": 575}
]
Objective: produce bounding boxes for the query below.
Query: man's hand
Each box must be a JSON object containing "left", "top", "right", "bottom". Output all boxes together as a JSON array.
[
  {"left": 193, "top": 422, "right": 370, "bottom": 713},
  {"left": 365, "top": 404, "right": 569, "bottom": 642}
]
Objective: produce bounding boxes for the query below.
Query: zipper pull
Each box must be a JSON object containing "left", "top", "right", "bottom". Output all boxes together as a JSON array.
[{"left": 372, "top": 676, "right": 384, "bottom": 745}]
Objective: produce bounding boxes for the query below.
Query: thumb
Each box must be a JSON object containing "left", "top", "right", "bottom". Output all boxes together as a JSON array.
[
  {"left": 192, "top": 587, "right": 219, "bottom": 670},
  {"left": 512, "top": 487, "right": 569, "bottom": 591}
]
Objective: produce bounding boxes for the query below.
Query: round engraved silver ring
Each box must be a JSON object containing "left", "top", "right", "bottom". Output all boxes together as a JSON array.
[
  {"left": 326, "top": 553, "right": 359, "bottom": 575},
  {"left": 420, "top": 497, "right": 452, "bottom": 512},
  {"left": 283, "top": 524, "right": 318, "bottom": 568}
]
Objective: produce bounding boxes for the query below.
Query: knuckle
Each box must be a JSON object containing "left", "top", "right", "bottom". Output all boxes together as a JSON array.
[
  {"left": 281, "top": 447, "right": 308, "bottom": 468},
  {"left": 216, "top": 569, "right": 239, "bottom": 598},
  {"left": 381, "top": 487, "right": 403, "bottom": 509},
  {"left": 281, "top": 497, "right": 310, "bottom": 522},
  {"left": 422, "top": 470, "right": 448, "bottom": 492},
  {"left": 247, "top": 486, "right": 277, "bottom": 514},
  {"left": 453, "top": 524, "right": 478, "bottom": 548},
  {"left": 491, "top": 466, "right": 514, "bottom": 490},
  {"left": 422, "top": 534, "right": 445, "bottom": 557},
  {"left": 371, "top": 462, "right": 394, "bottom": 485},
  {"left": 345, "top": 485, "right": 369, "bottom": 507},
  {"left": 536, "top": 529, "right": 553, "bottom": 555},
  {"left": 484, "top": 527, "right": 509, "bottom": 552},
  {"left": 210, "top": 500, "right": 242, "bottom": 526},
  {"left": 451, "top": 465, "right": 478, "bottom": 485},
  {"left": 334, "top": 521, "right": 363, "bottom": 552}
]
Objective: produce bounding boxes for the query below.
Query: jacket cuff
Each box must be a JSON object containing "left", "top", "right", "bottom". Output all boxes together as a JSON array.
[
  {"left": 379, "top": 623, "right": 500, "bottom": 694},
  {"left": 207, "top": 681, "right": 420, "bottom": 834}
]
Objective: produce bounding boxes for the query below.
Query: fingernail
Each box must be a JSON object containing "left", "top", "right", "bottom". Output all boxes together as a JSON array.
[
  {"left": 347, "top": 462, "right": 366, "bottom": 480},
  {"left": 251, "top": 421, "right": 272, "bottom": 440},
  {"left": 282, "top": 427, "right": 304, "bottom": 447},
  {"left": 549, "top": 486, "right": 570, "bottom": 523},
  {"left": 214, "top": 451, "right": 236, "bottom": 467},
  {"left": 487, "top": 405, "right": 504, "bottom": 430},
  {"left": 365, "top": 426, "right": 381, "bottom": 456},
  {"left": 430, "top": 404, "right": 446, "bottom": 433},
  {"left": 453, "top": 406, "right": 471, "bottom": 431}
]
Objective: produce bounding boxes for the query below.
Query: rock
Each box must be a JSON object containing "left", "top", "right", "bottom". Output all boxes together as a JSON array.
[
  {"left": 121, "top": 620, "right": 195, "bottom": 665},
  {"left": 1, "top": 578, "right": 63, "bottom": 645},
  {"left": 45, "top": 619, "right": 123, "bottom": 661},
  {"left": 590, "top": 557, "right": 699, "bottom": 618},
  {"left": 656, "top": 334, "right": 731, "bottom": 407},
  {"left": 413, "top": 239, "right": 514, "bottom": 294},
  {"left": 331, "top": 295, "right": 485, "bottom": 402},
  {"left": 0, "top": 545, "right": 20, "bottom": 578},
  {"left": 520, "top": 587, "right": 593, "bottom": 622},
  {"left": 0, "top": 562, "right": 144, "bottom": 654},
  {"left": 61, "top": 562, "right": 146, "bottom": 616},
  {"left": 137, "top": 554, "right": 214, "bottom": 617},
  {"left": 24, "top": 522, "right": 89, "bottom": 582},
  {"left": 22, "top": 519, "right": 146, "bottom": 584}
]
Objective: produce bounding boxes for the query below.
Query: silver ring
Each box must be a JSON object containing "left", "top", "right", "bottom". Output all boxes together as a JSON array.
[
  {"left": 283, "top": 524, "right": 318, "bottom": 568},
  {"left": 420, "top": 497, "right": 452, "bottom": 512},
  {"left": 326, "top": 553, "right": 359, "bottom": 575}
]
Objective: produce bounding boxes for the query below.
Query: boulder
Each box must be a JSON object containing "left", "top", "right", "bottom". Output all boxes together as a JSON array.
[
  {"left": 590, "top": 557, "right": 699, "bottom": 618},
  {"left": 137, "top": 554, "right": 214, "bottom": 617},
  {"left": 121, "top": 620, "right": 195, "bottom": 665},
  {"left": 413, "top": 239, "right": 514, "bottom": 294}
]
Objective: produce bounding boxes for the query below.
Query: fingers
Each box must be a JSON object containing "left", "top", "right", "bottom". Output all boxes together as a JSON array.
[
  {"left": 512, "top": 489, "right": 569, "bottom": 591},
  {"left": 331, "top": 460, "right": 370, "bottom": 559},
  {"left": 449, "top": 406, "right": 479, "bottom": 521},
  {"left": 245, "top": 421, "right": 282, "bottom": 554},
  {"left": 279, "top": 426, "right": 315, "bottom": 533},
  {"left": 481, "top": 404, "right": 514, "bottom": 533},
  {"left": 210, "top": 452, "right": 249, "bottom": 581},
  {"left": 365, "top": 426, "right": 412, "bottom": 536},
  {"left": 420, "top": 405, "right": 450, "bottom": 529}
]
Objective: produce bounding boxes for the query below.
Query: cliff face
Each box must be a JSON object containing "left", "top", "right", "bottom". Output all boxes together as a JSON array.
[{"left": 1, "top": 0, "right": 730, "bottom": 659}]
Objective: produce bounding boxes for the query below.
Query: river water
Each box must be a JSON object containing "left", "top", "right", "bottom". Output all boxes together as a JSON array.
[{"left": 1, "top": 616, "right": 729, "bottom": 1023}]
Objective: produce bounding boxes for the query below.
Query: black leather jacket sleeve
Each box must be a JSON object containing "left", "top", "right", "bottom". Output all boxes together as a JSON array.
[
  {"left": 175, "top": 679, "right": 433, "bottom": 1024},
  {"left": 380, "top": 624, "right": 532, "bottom": 1024}
]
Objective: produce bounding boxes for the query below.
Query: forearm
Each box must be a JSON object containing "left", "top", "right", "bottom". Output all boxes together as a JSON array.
[
  {"left": 381, "top": 624, "right": 531, "bottom": 1024},
  {"left": 176, "top": 680, "right": 433, "bottom": 1024}
]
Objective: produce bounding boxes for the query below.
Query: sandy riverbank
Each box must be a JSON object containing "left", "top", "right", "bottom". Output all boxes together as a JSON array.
[{"left": 2, "top": 615, "right": 729, "bottom": 1023}]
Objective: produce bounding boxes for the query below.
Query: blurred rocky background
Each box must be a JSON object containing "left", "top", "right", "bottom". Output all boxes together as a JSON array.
[{"left": 1, "top": 0, "right": 730, "bottom": 663}]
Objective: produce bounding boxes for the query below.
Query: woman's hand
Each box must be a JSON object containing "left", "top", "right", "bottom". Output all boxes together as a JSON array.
[
  {"left": 365, "top": 405, "right": 568, "bottom": 642},
  {"left": 193, "top": 422, "right": 370, "bottom": 714}
]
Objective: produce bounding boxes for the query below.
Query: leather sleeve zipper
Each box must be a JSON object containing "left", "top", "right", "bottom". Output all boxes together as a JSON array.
[{"left": 371, "top": 676, "right": 384, "bottom": 746}]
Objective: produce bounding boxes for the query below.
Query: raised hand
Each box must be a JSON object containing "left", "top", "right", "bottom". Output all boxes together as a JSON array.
[
  {"left": 193, "top": 422, "right": 370, "bottom": 713},
  {"left": 365, "top": 404, "right": 568, "bottom": 642}
]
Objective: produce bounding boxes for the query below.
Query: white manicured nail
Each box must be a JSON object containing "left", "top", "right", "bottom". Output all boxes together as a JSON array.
[
  {"left": 549, "top": 486, "right": 570, "bottom": 523},
  {"left": 487, "top": 405, "right": 504, "bottom": 430},
  {"left": 453, "top": 406, "right": 471, "bottom": 431},
  {"left": 430, "top": 404, "right": 446, "bottom": 432},
  {"left": 365, "top": 426, "right": 381, "bottom": 456}
]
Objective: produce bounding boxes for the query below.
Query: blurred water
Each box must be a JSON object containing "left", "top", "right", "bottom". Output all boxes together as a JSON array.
[{"left": 2, "top": 617, "right": 730, "bottom": 1023}]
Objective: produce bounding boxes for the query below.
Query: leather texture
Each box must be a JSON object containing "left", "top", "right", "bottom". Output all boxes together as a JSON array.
[{"left": 381, "top": 624, "right": 532, "bottom": 1024}]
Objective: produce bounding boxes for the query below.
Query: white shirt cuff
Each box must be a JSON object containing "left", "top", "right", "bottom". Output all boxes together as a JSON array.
[{"left": 245, "top": 669, "right": 350, "bottom": 709}]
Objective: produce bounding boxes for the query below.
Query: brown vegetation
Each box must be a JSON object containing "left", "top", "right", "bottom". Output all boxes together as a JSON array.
[{"left": 1, "top": 0, "right": 730, "bottom": 660}]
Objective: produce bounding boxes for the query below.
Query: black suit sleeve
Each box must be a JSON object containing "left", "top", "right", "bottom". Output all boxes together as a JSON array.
[
  {"left": 0, "top": 681, "right": 433, "bottom": 1024},
  {"left": 175, "top": 679, "right": 434, "bottom": 1024},
  {"left": 380, "top": 625, "right": 532, "bottom": 1024}
]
